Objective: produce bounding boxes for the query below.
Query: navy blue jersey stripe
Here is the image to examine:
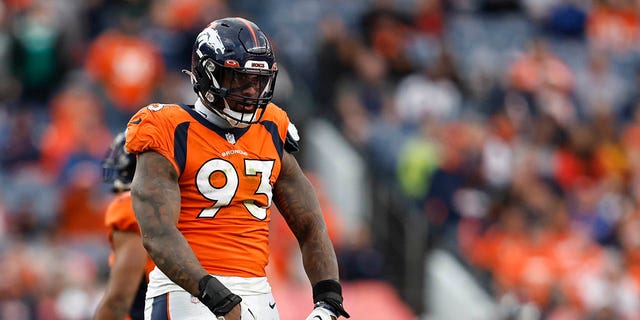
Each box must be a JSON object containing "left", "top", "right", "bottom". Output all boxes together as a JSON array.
[
  {"left": 150, "top": 293, "right": 168, "bottom": 320},
  {"left": 174, "top": 122, "right": 190, "bottom": 175},
  {"left": 260, "top": 120, "right": 283, "bottom": 159}
]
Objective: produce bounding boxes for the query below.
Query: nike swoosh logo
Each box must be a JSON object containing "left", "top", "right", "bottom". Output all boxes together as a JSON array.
[
  {"left": 130, "top": 118, "right": 142, "bottom": 124},
  {"left": 268, "top": 301, "right": 276, "bottom": 309},
  {"left": 313, "top": 316, "right": 322, "bottom": 320},
  {"left": 248, "top": 307, "right": 256, "bottom": 319}
]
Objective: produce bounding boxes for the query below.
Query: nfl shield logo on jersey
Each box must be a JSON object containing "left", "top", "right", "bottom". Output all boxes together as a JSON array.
[{"left": 225, "top": 133, "right": 236, "bottom": 144}]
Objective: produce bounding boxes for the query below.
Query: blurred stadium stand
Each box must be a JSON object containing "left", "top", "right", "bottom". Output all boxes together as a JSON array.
[{"left": 4, "top": 0, "right": 640, "bottom": 319}]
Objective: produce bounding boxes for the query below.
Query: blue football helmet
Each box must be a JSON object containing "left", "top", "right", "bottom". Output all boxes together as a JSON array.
[
  {"left": 102, "top": 132, "right": 136, "bottom": 192},
  {"left": 190, "top": 17, "right": 278, "bottom": 128}
]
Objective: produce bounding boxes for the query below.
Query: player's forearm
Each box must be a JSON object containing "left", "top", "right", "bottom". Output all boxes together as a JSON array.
[
  {"left": 131, "top": 189, "right": 206, "bottom": 295},
  {"left": 130, "top": 151, "right": 208, "bottom": 295},
  {"left": 299, "top": 231, "right": 340, "bottom": 284},
  {"left": 273, "top": 153, "right": 340, "bottom": 283},
  {"left": 140, "top": 225, "right": 207, "bottom": 295}
]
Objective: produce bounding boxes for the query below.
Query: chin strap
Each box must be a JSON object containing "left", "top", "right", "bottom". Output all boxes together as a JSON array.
[{"left": 184, "top": 68, "right": 257, "bottom": 128}]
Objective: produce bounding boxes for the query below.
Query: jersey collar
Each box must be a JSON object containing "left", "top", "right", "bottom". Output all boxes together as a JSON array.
[{"left": 181, "top": 101, "right": 250, "bottom": 142}]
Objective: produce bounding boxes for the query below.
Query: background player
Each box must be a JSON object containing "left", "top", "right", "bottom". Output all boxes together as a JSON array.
[
  {"left": 125, "top": 17, "right": 349, "bottom": 320},
  {"left": 94, "top": 132, "right": 155, "bottom": 320}
]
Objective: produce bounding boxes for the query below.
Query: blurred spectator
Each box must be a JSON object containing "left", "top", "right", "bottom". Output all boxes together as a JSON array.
[
  {"left": 413, "top": 0, "right": 445, "bottom": 37},
  {"left": 39, "top": 82, "right": 112, "bottom": 182},
  {"left": 360, "top": 0, "right": 415, "bottom": 79},
  {"left": 313, "top": 15, "right": 358, "bottom": 112},
  {"left": 591, "top": 112, "right": 628, "bottom": 183},
  {"left": 618, "top": 208, "right": 640, "bottom": 287},
  {"left": 481, "top": 112, "right": 516, "bottom": 190},
  {"left": 0, "top": 109, "right": 40, "bottom": 171},
  {"left": 620, "top": 65, "right": 640, "bottom": 123},
  {"left": 507, "top": 37, "right": 575, "bottom": 121},
  {"left": 508, "top": 38, "right": 571, "bottom": 94},
  {"left": 334, "top": 89, "right": 371, "bottom": 148},
  {"left": 85, "top": 7, "right": 165, "bottom": 130},
  {"left": 333, "top": 45, "right": 397, "bottom": 154},
  {"left": 552, "top": 123, "right": 602, "bottom": 192},
  {"left": 0, "top": 2, "right": 20, "bottom": 104},
  {"left": 394, "top": 46, "right": 463, "bottom": 125},
  {"left": 344, "top": 47, "right": 393, "bottom": 118},
  {"left": 396, "top": 116, "right": 440, "bottom": 201},
  {"left": 11, "top": 1, "right": 70, "bottom": 107},
  {"left": 366, "top": 96, "right": 408, "bottom": 177},
  {"left": 465, "top": 47, "right": 507, "bottom": 116},
  {"left": 574, "top": 51, "right": 627, "bottom": 119},
  {"left": 587, "top": 0, "right": 640, "bottom": 55},
  {"left": 55, "top": 161, "right": 109, "bottom": 240},
  {"left": 421, "top": 122, "right": 483, "bottom": 251}
]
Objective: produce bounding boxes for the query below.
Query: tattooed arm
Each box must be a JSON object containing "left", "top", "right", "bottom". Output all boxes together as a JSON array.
[
  {"left": 275, "top": 152, "right": 349, "bottom": 318},
  {"left": 131, "top": 151, "right": 242, "bottom": 319},
  {"left": 130, "top": 151, "right": 208, "bottom": 294},
  {"left": 273, "top": 151, "right": 339, "bottom": 284}
]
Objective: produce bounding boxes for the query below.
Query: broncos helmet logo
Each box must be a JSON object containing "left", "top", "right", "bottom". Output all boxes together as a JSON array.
[{"left": 196, "top": 28, "right": 226, "bottom": 56}]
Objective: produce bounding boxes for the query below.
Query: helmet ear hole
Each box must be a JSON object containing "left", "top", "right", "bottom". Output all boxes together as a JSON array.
[
  {"left": 193, "top": 57, "right": 213, "bottom": 96},
  {"left": 204, "top": 60, "right": 216, "bottom": 72}
]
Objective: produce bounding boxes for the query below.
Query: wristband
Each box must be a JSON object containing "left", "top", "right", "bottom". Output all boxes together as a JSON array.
[
  {"left": 313, "top": 280, "right": 350, "bottom": 318},
  {"left": 198, "top": 275, "right": 242, "bottom": 316}
]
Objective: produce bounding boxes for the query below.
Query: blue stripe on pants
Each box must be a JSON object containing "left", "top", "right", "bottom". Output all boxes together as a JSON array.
[{"left": 151, "top": 293, "right": 168, "bottom": 320}]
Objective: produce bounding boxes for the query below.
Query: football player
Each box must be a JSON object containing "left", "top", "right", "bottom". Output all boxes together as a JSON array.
[
  {"left": 125, "top": 17, "right": 349, "bottom": 320},
  {"left": 94, "top": 132, "right": 155, "bottom": 320}
]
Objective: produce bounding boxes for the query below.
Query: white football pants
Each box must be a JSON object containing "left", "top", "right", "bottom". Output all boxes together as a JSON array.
[{"left": 144, "top": 290, "right": 280, "bottom": 320}]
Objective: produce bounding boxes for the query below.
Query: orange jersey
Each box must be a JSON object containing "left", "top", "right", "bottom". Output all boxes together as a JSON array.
[
  {"left": 125, "top": 103, "right": 293, "bottom": 277},
  {"left": 104, "top": 192, "right": 155, "bottom": 278}
]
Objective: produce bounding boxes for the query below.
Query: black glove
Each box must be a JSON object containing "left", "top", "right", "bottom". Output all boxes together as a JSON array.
[
  {"left": 198, "top": 275, "right": 242, "bottom": 316},
  {"left": 313, "top": 280, "right": 350, "bottom": 318}
]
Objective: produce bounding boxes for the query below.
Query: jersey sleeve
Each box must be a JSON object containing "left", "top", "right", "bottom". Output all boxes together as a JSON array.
[
  {"left": 125, "top": 104, "right": 180, "bottom": 173},
  {"left": 267, "top": 103, "right": 300, "bottom": 153},
  {"left": 285, "top": 122, "right": 300, "bottom": 153},
  {"left": 104, "top": 192, "right": 139, "bottom": 234}
]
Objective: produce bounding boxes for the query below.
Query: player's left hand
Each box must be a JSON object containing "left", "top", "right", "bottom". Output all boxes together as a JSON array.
[
  {"left": 219, "top": 303, "right": 241, "bottom": 320},
  {"left": 305, "top": 306, "right": 337, "bottom": 320}
]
